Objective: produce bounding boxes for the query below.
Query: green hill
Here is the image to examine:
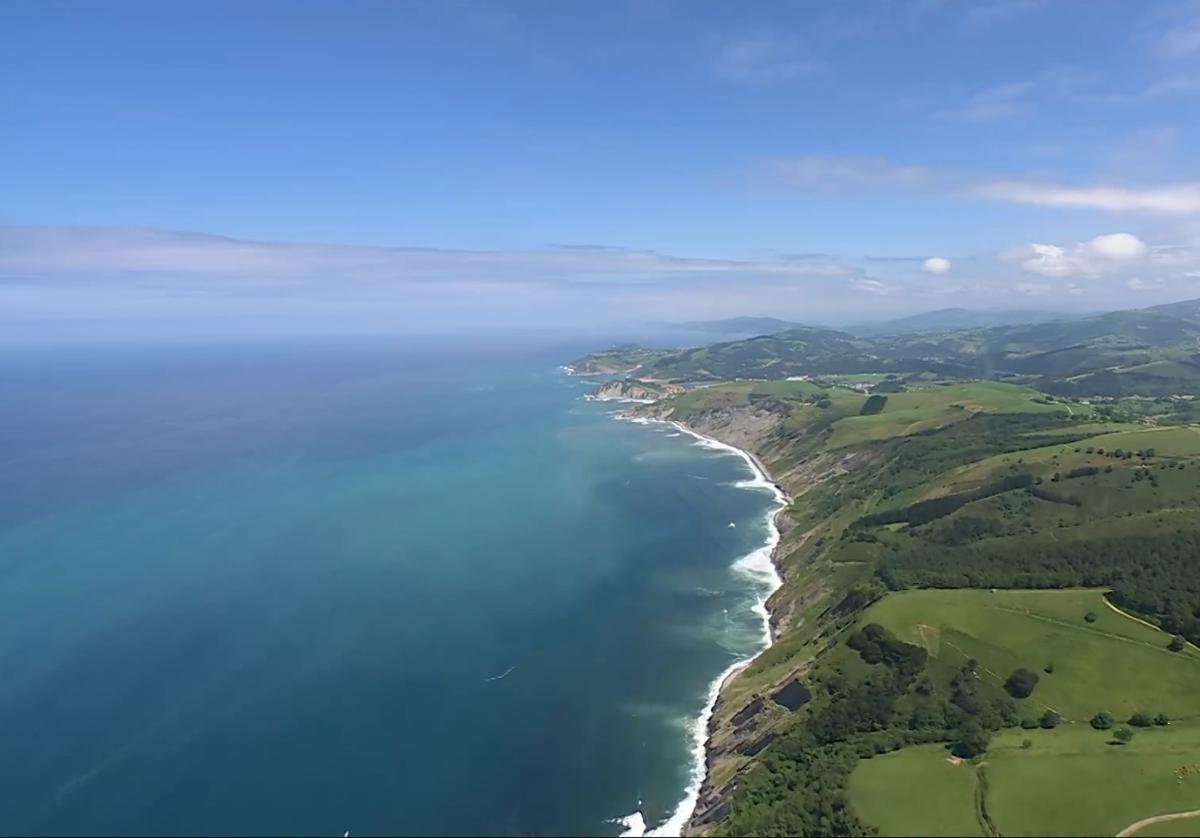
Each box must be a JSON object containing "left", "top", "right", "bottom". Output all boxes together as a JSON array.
[
  {"left": 620, "top": 360, "right": 1200, "bottom": 837},
  {"left": 578, "top": 299, "right": 1200, "bottom": 396}
]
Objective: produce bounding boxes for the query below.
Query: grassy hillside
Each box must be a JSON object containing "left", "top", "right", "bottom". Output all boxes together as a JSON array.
[
  {"left": 864, "top": 589, "right": 1200, "bottom": 721},
  {"left": 851, "top": 722, "right": 1200, "bottom": 837},
  {"left": 848, "top": 744, "right": 984, "bottom": 837},
  {"left": 577, "top": 299, "right": 1200, "bottom": 396},
  {"left": 618, "top": 360, "right": 1200, "bottom": 836}
]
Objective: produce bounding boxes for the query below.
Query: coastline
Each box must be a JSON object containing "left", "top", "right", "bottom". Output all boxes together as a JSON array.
[{"left": 616, "top": 415, "right": 789, "bottom": 837}]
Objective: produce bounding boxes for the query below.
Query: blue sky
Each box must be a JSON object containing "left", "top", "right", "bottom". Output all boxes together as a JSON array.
[{"left": 4, "top": 0, "right": 1200, "bottom": 339}]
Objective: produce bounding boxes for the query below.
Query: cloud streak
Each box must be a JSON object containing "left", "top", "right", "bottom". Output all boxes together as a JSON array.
[
  {"left": 0, "top": 226, "right": 854, "bottom": 287},
  {"left": 970, "top": 180, "right": 1200, "bottom": 214},
  {"left": 712, "top": 37, "right": 823, "bottom": 83},
  {"left": 764, "top": 154, "right": 1200, "bottom": 215}
]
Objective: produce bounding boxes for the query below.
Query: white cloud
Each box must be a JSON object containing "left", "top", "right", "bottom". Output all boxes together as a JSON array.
[
  {"left": 1088, "top": 232, "right": 1148, "bottom": 260},
  {"left": 964, "top": 0, "right": 1046, "bottom": 27},
  {"left": 1128, "top": 277, "right": 1164, "bottom": 290},
  {"left": 764, "top": 155, "right": 943, "bottom": 190},
  {"left": 971, "top": 180, "right": 1200, "bottom": 214},
  {"left": 763, "top": 153, "right": 1200, "bottom": 216},
  {"left": 1085, "top": 75, "right": 1200, "bottom": 105},
  {"left": 1158, "top": 14, "right": 1200, "bottom": 57},
  {"left": 1007, "top": 233, "right": 1150, "bottom": 278},
  {"left": 0, "top": 226, "right": 861, "bottom": 287},
  {"left": 922, "top": 257, "right": 951, "bottom": 274},
  {"left": 939, "top": 81, "right": 1034, "bottom": 122},
  {"left": 713, "top": 37, "right": 822, "bottom": 83},
  {"left": 852, "top": 278, "right": 892, "bottom": 295}
]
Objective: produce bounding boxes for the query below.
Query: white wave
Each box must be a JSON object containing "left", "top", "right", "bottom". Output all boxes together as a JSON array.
[
  {"left": 615, "top": 810, "right": 647, "bottom": 837},
  {"left": 610, "top": 416, "right": 787, "bottom": 836},
  {"left": 666, "top": 432, "right": 682, "bottom": 437}
]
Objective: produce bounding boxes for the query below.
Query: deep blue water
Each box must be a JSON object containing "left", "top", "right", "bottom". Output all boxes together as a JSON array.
[{"left": 0, "top": 337, "right": 778, "bottom": 836}]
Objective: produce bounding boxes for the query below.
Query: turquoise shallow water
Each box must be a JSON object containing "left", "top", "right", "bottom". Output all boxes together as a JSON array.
[{"left": 0, "top": 338, "right": 778, "bottom": 836}]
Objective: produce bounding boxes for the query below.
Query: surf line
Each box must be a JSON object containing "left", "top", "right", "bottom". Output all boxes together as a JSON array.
[
  {"left": 614, "top": 414, "right": 788, "bottom": 836},
  {"left": 484, "top": 666, "right": 516, "bottom": 683}
]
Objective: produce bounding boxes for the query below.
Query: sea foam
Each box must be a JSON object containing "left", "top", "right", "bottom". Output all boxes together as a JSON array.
[{"left": 612, "top": 418, "right": 786, "bottom": 837}]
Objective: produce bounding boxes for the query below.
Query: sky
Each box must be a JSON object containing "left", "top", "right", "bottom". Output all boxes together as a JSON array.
[{"left": 4, "top": 0, "right": 1200, "bottom": 341}]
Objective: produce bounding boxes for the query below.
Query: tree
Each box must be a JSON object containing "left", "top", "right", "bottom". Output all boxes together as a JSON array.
[
  {"left": 953, "top": 722, "right": 991, "bottom": 759},
  {"left": 1114, "top": 727, "right": 1134, "bottom": 745},
  {"left": 1043, "top": 662, "right": 1055, "bottom": 674},
  {"left": 1085, "top": 611, "right": 1098, "bottom": 623},
  {"left": 1129, "top": 712, "right": 1153, "bottom": 728},
  {"left": 1169, "top": 635, "right": 1186, "bottom": 652},
  {"left": 1039, "top": 710, "right": 1061, "bottom": 729},
  {"left": 1091, "top": 712, "right": 1114, "bottom": 730},
  {"left": 1005, "top": 668, "right": 1040, "bottom": 699},
  {"left": 1154, "top": 713, "right": 1170, "bottom": 726}
]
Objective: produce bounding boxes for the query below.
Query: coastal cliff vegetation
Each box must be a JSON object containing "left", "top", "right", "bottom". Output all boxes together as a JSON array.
[{"left": 576, "top": 300, "right": 1200, "bottom": 836}]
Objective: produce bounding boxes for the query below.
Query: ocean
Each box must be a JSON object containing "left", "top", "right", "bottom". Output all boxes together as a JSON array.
[{"left": 0, "top": 335, "right": 781, "bottom": 836}]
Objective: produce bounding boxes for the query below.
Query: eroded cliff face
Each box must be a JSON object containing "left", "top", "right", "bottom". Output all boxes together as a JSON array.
[
  {"left": 628, "top": 400, "right": 872, "bottom": 837},
  {"left": 590, "top": 379, "right": 684, "bottom": 402},
  {"left": 595, "top": 384, "right": 874, "bottom": 834}
]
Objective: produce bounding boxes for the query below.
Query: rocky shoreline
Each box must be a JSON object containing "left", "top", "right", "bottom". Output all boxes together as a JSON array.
[
  {"left": 588, "top": 371, "right": 844, "bottom": 837},
  {"left": 619, "top": 392, "right": 804, "bottom": 836},
  {"left": 669, "top": 417, "right": 791, "bottom": 836}
]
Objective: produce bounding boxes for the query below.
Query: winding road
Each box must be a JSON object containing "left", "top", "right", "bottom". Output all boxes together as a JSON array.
[{"left": 1116, "top": 809, "right": 1200, "bottom": 837}]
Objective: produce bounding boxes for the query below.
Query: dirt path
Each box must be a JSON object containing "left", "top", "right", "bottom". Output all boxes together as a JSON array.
[
  {"left": 1102, "top": 598, "right": 1200, "bottom": 653},
  {"left": 989, "top": 604, "right": 1200, "bottom": 662},
  {"left": 938, "top": 638, "right": 1060, "bottom": 714},
  {"left": 1116, "top": 808, "right": 1200, "bottom": 836}
]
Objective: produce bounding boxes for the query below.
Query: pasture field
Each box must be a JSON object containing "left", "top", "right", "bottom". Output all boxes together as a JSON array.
[
  {"left": 849, "top": 723, "right": 1200, "bottom": 837},
  {"left": 1086, "top": 425, "right": 1200, "bottom": 457},
  {"left": 848, "top": 744, "right": 983, "bottom": 837},
  {"left": 985, "top": 723, "right": 1200, "bottom": 837},
  {"left": 861, "top": 588, "right": 1200, "bottom": 721},
  {"left": 824, "top": 381, "right": 1076, "bottom": 449}
]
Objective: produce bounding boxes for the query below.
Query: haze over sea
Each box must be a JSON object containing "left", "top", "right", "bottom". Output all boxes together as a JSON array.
[{"left": 0, "top": 335, "right": 780, "bottom": 836}]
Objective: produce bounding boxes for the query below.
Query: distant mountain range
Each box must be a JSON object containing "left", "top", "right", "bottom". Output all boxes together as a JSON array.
[
  {"left": 678, "top": 308, "right": 1079, "bottom": 338},
  {"left": 676, "top": 316, "right": 807, "bottom": 335},
  {"left": 595, "top": 299, "right": 1200, "bottom": 397},
  {"left": 847, "top": 307, "right": 1080, "bottom": 336}
]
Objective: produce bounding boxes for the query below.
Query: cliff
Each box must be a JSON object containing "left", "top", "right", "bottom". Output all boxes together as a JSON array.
[
  {"left": 627, "top": 392, "right": 871, "bottom": 835},
  {"left": 590, "top": 379, "right": 684, "bottom": 402}
]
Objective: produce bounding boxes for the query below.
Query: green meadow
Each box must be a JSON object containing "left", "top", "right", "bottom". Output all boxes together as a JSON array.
[
  {"left": 862, "top": 588, "right": 1200, "bottom": 721},
  {"left": 849, "top": 744, "right": 984, "bottom": 837},
  {"left": 850, "top": 723, "right": 1200, "bottom": 837},
  {"left": 824, "top": 382, "right": 1077, "bottom": 449}
]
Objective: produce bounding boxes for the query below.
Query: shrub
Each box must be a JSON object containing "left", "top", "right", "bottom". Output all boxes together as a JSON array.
[
  {"left": 1169, "top": 635, "right": 1186, "bottom": 652},
  {"left": 1091, "top": 712, "right": 1114, "bottom": 730},
  {"left": 1043, "top": 662, "right": 1055, "bottom": 674},
  {"left": 1039, "top": 710, "right": 1061, "bottom": 729},
  {"left": 1154, "top": 713, "right": 1170, "bottom": 726},
  {"left": 859, "top": 394, "right": 888, "bottom": 416},
  {"left": 1005, "top": 668, "right": 1040, "bottom": 699},
  {"left": 1114, "top": 727, "right": 1134, "bottom": 745},
  {"left": 1129, "top": 712, "right": 1153, "bottom": 728},
  {"left": 952, "top": 723, "right": 991, "bottom": 759},
  {"left": 1085, "top": 611, "right": 1098, "bottom": 623},
  {"left": 1020, "top": 718, "right": 1038, "bottom": 730}
]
